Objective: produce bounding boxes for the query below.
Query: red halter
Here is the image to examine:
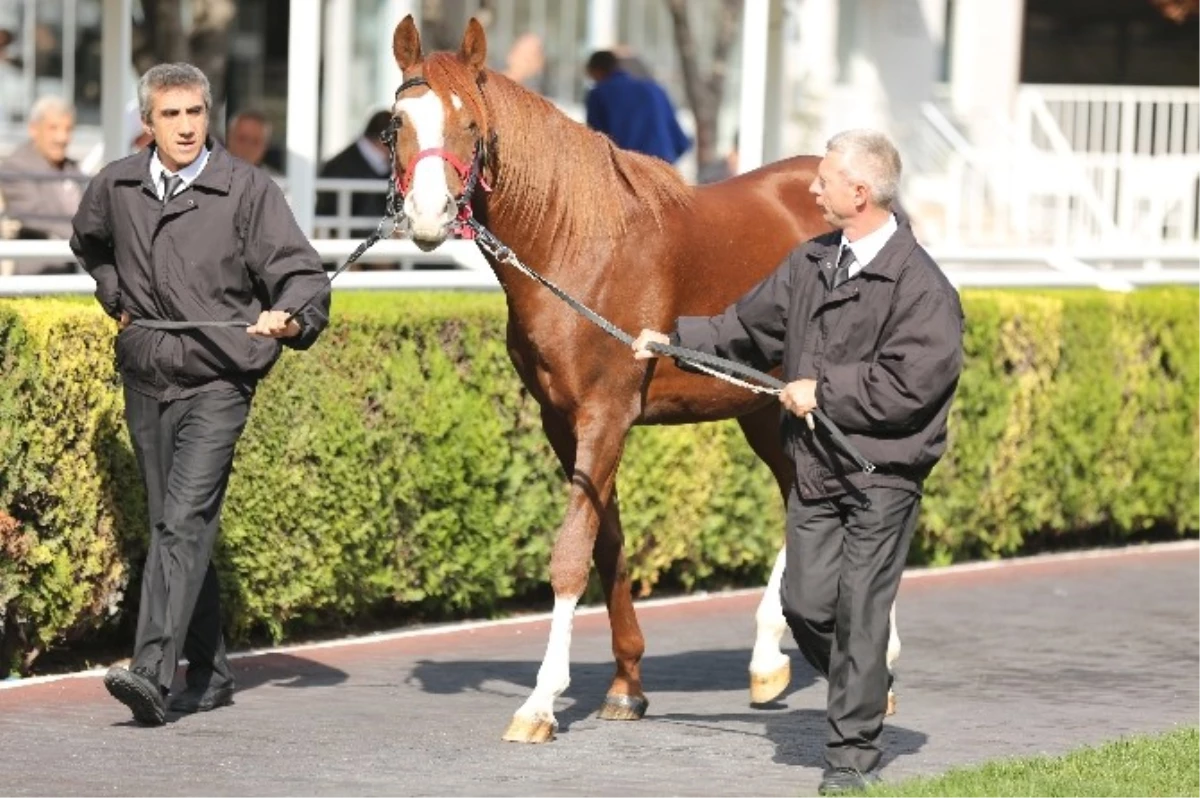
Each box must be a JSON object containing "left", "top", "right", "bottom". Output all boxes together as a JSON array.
[{"left": 397, "top": 145, "right": 492, "bottom": 239}]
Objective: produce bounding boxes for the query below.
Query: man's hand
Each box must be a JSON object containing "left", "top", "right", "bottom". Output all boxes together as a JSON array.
[
  {"left": 247, "top": 310, "right": 301, "bottom": 339},
  {"left": 118, "top": 311, "right": 131, "bottom": 330},
  {"left": 779, "top": 378, "right": 819, "bottom": 427},
  {"left": 632, "top": 329, "right": 670, "bottom": 360}
]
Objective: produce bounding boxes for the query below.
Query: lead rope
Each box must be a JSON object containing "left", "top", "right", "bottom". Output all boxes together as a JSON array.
[{"left": 465, "top": 218, "right": 875, "bottom": 474}]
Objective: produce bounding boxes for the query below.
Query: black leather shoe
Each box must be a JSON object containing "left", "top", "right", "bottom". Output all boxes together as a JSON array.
[
  {"left": 818, "top": 767, "right": 880, "bottom": 795},
  {"left": 103, "top": 666, "right": 167, "bottom": 726},
  {"left": 169, "top": 683, "right": 235, "bottom": 714}
]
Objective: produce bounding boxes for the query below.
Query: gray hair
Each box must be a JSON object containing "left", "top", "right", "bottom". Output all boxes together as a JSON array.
[
  {"left": 29, "top": 95, "right": 75, "bottom": 124},
  {"left": 138, "top": 63, "right": 212, "bottom": 122},
  {"left": 826, "top": 129, "right": 902, "bottom": 208}
]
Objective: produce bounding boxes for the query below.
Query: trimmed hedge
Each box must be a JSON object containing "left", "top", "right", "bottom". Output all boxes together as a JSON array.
[{"left": 0, "top": 289, "right": 1196, "bottom": 674}]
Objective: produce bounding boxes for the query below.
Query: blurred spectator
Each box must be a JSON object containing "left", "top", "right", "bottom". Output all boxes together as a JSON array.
[
  {"left": 696, "top": 131, "right": 740, "bottom": 184},
  {"left": 0, "top": 95, "right": 84, "bottom": 274},
  {"left": 584, "top": 50, "right": 691, "bottom": 165},
  {"left": 125, "top": 101, "right": 153, "bottom": 152},
  {"left": 503, "top": 32, "right": 545, "bottom": 90},
  {"left": 225, "top": 109, "right": 279, "bottom": 175},
  {"left": 316, "top": 109, "right": 394, "bottom": 239},
  {"left": 612, "top": 45, "right": 653, "bottom": 80},
  {"left": 0, "top": 28, "right": 21, "bottom": 125}
]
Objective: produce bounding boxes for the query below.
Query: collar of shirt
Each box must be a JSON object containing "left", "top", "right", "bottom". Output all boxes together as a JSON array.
[
  {"left": 840, "top": 213, "right": 898, "bottom": 277},
  {"left": 355, "top": 136, "right": 392, "bottom": 176},
  {"left": 150, "top": 146, "right": 211, "bottom": 199}
]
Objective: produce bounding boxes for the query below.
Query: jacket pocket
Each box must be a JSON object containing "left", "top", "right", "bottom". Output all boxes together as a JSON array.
[{"left": 177, "top": 327, "right": 281, "bottom": 385}]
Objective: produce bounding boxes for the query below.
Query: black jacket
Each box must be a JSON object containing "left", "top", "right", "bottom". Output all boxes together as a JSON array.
[
  {"left": 674, "top": 214, "right": 964, "bottom": 499},
  {"left": 71, "top": 141, "right": 331, "bottom": 400}
]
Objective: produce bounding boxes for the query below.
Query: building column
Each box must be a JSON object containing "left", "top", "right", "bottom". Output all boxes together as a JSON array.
[
  {"left": 948, "top": 0, "right": 1024, "bottom": 145},
  {"left": 784, "top": 0, "right": 839, "bottom": 155},
  {"left": 286, "top": 0, "right": 321, "bottom": 235},
  {"left": 322, "top": 0, "right": 353, "bottom": 162},
  {"left": 376, "top": 0, "right": 422, "bottom": 106},
  {"left": 736, "top": 0, "right": 771, "bottom": 172},
  {"left": 101, "top": 0, "right": 133, "bottom": 164},
  {"left": 587, "top": 0, "right": 620, "bottom": 50}
]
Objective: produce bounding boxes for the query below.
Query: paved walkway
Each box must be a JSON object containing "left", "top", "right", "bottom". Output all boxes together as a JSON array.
[{"left": 1, "top": 543, "right": 1196, "bottom": 796}]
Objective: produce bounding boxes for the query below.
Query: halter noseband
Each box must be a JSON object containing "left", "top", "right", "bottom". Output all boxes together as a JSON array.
[{"left": 387, "top": 74, "right": 491, "bottom": 239}]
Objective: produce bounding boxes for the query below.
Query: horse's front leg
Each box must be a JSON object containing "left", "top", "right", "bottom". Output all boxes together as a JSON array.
[{"left": 502, "top": 412, "right": 628, "bottom": 743}]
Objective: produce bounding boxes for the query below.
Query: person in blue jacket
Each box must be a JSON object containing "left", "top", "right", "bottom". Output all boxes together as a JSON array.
[{"left": 584, "top": 50, "right": 692, "bottom": 165}]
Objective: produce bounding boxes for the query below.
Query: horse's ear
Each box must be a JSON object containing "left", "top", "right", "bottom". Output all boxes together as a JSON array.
[
  {"left": 459, "top": 17, "right": 487, "bottom": 72},
  {"left": 393, "top": 15, "right": 422, "bottom": 71}
]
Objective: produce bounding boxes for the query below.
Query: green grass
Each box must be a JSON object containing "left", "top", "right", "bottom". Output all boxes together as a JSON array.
[{"left": 859, "top": 727, "right": 1199, "bottom": 797}]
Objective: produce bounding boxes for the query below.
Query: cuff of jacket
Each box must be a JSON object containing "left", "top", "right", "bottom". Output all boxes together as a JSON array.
[
  {"left": 282, "top": 305, "right": 328, "bottom": 351},
  {"left": 666, "top": 326, "right": 705, "bottom": 374}
]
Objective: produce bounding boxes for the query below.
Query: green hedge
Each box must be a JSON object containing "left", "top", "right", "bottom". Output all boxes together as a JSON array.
[{"left": 1, "top": 289, "right": 1196, "bottom": 674}]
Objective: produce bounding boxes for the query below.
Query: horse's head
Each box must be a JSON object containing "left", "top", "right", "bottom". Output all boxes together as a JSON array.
[{"left": 390, "top": 15, "right": 492, "bottom": 251}]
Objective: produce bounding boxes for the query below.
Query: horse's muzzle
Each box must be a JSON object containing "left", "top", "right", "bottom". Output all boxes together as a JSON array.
[{"left": 411, "top": 232, "right": 446, "bottom": 252}]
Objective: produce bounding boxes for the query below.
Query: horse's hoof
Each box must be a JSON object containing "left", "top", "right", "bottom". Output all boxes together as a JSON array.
[
  {"left": 598, "top": 692, "right": 648, "bottom": 721},
  {"left": 750, "top": 661, "right": 790, "bottom": 705},
  {"left": 501, "top": 715, "right": 557, "bottom": 743},
  {"left": 886, "top": 690, "right": 897, "bottom": 717}
]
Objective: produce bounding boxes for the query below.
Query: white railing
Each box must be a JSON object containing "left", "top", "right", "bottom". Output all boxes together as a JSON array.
[
  {"left": 1026, "top": 85, "right": 1200, "bottom": 157},
  {"left": 1013, "top": 85, "right": 1200, "bottom": 247},
  {"left": 912, "top": 85, "right": 1200, "bottom": 252},
  {"left": 0, "top": 240, "right": 1196, "bottom": 296},
  {"left": 311, "top": 177, "right": 395, "bottom": 239},
  {"left": 0, "top": 239, "right": 491, "bottom": 284}
]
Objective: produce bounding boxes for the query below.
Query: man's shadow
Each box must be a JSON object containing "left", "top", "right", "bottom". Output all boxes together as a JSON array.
[
  {"left": 654, "top": 707, "right": 928, "bottom": 771},
  {"left": 111, "top": 653, "right": 350, "bottom": 727}
]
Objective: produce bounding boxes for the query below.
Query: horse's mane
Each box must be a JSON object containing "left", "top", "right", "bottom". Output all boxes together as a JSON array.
[{"left": 423, "top": 53, "right": 693, "bottom": 262}]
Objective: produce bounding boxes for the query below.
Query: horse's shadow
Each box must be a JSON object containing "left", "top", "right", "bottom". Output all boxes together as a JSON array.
[
  {"left": 408, "top": 648, "right": 926, "bottom": 768},
  {"left": 410, "top": 647, "right": 811, "bottom": 709}
]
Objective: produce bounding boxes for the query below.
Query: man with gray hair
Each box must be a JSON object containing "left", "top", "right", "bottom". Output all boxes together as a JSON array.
[
  {"left": 71, "top": 62, "right": 331, "bottom": 726},
  {"left": 632, "top": 129, "right": 963, "bottom": 793},
  {"left": 0, "top": 95, "right": 85, "bottom": 273}
]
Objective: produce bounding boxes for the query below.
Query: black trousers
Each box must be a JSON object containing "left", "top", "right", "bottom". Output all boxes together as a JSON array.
[
  {"left": 780, "top": 484, "right": 920, "bottom": 773},
  {"left": 123, "top": 383, "right": 250, "bottom": 693}
]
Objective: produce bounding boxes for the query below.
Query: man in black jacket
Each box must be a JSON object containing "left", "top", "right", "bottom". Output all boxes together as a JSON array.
[
  {"left": 70, "top": 62, "right": 331, "bottom": 726},
  {"left": 633, "top": 130, "right": 963, "bottom": 794},
  {"left": 315, "top": 110, "right": 394, "bottom": 239}
]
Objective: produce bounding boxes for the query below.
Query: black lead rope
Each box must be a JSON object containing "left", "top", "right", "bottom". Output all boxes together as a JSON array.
[{"left": 466, "top": 218, "right": 876, "bottom": 474}]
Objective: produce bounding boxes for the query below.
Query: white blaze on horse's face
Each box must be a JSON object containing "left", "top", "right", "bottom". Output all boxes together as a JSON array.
[{"left": 394, "top": 89, "right": 456, "bottom": 246}]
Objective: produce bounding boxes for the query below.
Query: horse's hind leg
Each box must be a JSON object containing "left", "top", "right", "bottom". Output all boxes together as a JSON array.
[
  {"left": 750, "top": 545, "right": 791, "bottom": 704},
  {"left": 736, "top": 407, "right": 795, "bottom": 705},
  {"left": 593, "top": 488, "right": 648, "bottom": 720},
  {"left": 886, "top": 601, "right": 900, "bottom": 716},
  {"left": 737, "top": 406, "right": 901, "bottom": 713}
]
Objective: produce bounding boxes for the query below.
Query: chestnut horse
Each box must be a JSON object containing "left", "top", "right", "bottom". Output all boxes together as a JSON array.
[{"left": 387, "top": 17, "right": 899, "bottom": 742}]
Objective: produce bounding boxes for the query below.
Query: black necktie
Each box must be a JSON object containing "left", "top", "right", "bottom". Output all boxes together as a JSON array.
[
  {"left": 833, "top": 245, "right": 855, "bottom": 289},
  {"left": 161, "top": 173, "right": 183, "bottom": 206}
]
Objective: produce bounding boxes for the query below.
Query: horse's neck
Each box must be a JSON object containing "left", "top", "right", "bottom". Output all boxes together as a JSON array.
[{"left": 480, "top": 84, "right": 619, "bottom": 276}]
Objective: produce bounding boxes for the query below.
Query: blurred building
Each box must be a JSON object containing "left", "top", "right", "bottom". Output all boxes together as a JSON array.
[{"left": 0, "top": 0, "right": 1195, "bottom": 255}]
